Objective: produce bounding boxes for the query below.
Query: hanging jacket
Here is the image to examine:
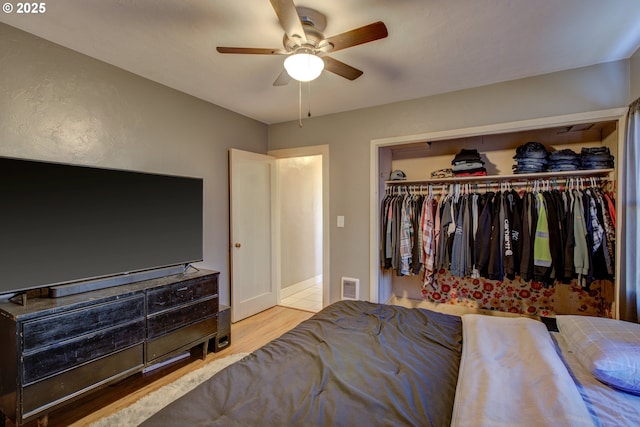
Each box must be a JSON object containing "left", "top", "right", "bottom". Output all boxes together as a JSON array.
[
  {"left": 573, "top": 190, "right": 589, "bottom": 282},
  {"left": 381, "top": 194, "right": 393, "bottom": 269},
  {"left": 581, "top": 190, "right": 596, "bottom": 286},
  {"left": 421, "top": 195, "right": 438, "bottom": 286},
  {"left": 488, "top": 192, "right": 504, "bottom": 281},
  {"left": 552, "top": 190, "right": 568, "bottom": 282},
  {"left": 598, "top": 189, "right": 616, "bottom": 276},
  {"left": 399, "top": 196, "right": 413, "bottom": 275},
  {"left": 450, "top": 195, "right": 467, "bottom": 277},
  {"left": 533, "top": 192, "right": 553, "bottom": 284},
  {"left": 475, "top": 192, "right": 494, "bottom": 276},
  {"left": 436, "top": 197, "right": 454, "bottom": 270},
  {"left": 563, "top": 190, "right": 576, "bottom": 281},
  {"left": 503, "top": 190, "right": 522, "bottom": 280},
  {"left": 392, "top": 195, "right": 404, "bottom": 273},
  {"left": 587, "top": 189, "right": 610, "bottom": 280},
  {"left": 469, "top": 194, "right": 480, "bottom": 277},
  {"left": 542, "top": 191, "right": 563, "bottom": 282},
  {"left": 410, "top": 194, "right": 423, "bottom": 275},
  {"left": 510, "top": 190, "right": 524, "bottom": 276},
  {"left": 519, "top": 192, "right": 538, "bottom": 281}
]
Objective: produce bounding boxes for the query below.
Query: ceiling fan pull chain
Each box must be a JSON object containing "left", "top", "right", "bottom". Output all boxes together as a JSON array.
[
  {"left": 299, "top": 80, "right": 303, "bottom": 128},
  {"left": 308, "top": 81, "right": 312, "bottom": 118}
]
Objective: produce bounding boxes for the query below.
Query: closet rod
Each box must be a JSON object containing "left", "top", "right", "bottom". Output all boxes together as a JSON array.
[
  {"left": 384, "top": 168, "right": 614, "bottom": 186},
  {"left": 386, "top": 176, "right": 609, "bottom": 193}
]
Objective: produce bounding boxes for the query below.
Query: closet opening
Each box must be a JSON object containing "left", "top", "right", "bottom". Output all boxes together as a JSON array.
[{"left": 369, "top": 108, "right": 627, "bottom": 319}]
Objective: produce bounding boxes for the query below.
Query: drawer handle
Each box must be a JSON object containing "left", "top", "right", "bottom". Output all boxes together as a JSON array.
[{"left": 177, "top": 287, "right": 189, "bottom": 292}]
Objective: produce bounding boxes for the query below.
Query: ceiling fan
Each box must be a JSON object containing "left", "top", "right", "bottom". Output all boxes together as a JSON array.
[{"left": 216, "top": 0, "right": 388, "bottom": 85}]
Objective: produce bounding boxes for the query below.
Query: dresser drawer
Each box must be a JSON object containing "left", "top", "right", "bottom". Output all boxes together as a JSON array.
[
  {"left": 22, "top": 344, "right": 144, "bottom": 419},
  {"left": 22, "top": 319, "right": 145, "bottom": 384},
  {"left": 147, "top": 276, "right": 217, "bottom": 315},
  {"left": 147, "top": 315, "right": 217, "bottom": 362},
  {"left": 22, "top": 295, "right": 144, "bottom": 352},
  {"left": 147, "top": 296, "right": 218, "bottom": 339}
]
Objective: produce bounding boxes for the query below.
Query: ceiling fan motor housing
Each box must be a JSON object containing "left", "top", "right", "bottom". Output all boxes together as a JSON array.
[{"left": 283, "top": 7, "right": 331, "bottom": 53}]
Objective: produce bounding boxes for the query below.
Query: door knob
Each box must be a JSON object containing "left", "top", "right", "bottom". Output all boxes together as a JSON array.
[{"left": 235, "top": 243, "right": 241, "bottom": 248}]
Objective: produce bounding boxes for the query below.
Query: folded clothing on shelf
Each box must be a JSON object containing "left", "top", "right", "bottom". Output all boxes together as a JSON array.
[
  {"left": 581, "top": 147, "right": 614, "bottom": 169},
  {"left": 452, "top": 148, "right": 483, "bottom": 163},
  {"left": 430, "top": 168, "right": 454, "bottom": 179},
  {"left": 454, "top": 169, "right": 488, "bottom": 177},
  {"left": 513, "top": 141, "right": 549, "bottom": 173},
  {"left": 452, "top": 149, "right": 486, "bottom": 176},
  {"left": 547, "top": 148, "right": 581, "bottom": 172},
  {"left": 514, "top": 143, "right": 615, "bottom": 173},
  {"left": 452, "top": 161, "right": 485, "bottom": 172}
]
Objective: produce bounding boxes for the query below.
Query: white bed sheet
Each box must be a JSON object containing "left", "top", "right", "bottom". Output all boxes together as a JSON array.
[
  {"left": 552, "top": 331, "right": 640, "bottom": 427},
  {"left": 451, "top": 314, "right": 594, "bottom": 427}
]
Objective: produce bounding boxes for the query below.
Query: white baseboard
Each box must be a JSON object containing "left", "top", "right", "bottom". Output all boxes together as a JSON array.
[{"left": 280, "top": 274, "right": 322, "bottom": 299}]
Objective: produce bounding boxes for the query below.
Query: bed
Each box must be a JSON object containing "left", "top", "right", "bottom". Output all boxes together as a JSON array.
[{"left": 140, "top": 300, "right": 640, "bottom": 427}]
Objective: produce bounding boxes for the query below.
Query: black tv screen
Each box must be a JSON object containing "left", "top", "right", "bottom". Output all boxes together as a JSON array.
[{"left": 0, "top": 157, "right": 203, "bottom": 295}]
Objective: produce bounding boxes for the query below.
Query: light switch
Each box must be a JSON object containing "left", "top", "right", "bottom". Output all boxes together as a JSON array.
[{"left": 337, "top": 215, "right": 345, "bottom": 227}]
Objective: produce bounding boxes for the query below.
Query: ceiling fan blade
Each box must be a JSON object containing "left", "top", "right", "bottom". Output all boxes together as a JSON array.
[
  {"left": 269, "top": 0, "right": 307, "bottom": 44},
  {"left": 273, "top": 69, "right": 292, "bottom": 86},
  {"left": 217, "top": 47, "right": 287, "bottom": 55},
  {"left": 322, "top": 56, "right": 363, "bottom": 81},
  {"left": 324, "top": 21, "right": 388, "bottom": 53}
]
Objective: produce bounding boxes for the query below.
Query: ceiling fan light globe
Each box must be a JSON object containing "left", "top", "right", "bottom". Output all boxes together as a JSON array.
[{"left": 284, "top": 53, "right": 324, "bottom": 82}]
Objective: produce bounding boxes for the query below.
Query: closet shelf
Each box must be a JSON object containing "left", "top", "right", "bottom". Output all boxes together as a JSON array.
[{"left": 385, "top": 168, "right": 614, "bottom": 185}]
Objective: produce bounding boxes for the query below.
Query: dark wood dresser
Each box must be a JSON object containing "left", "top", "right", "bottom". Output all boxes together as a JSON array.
[{"left": 0, "top": 269, "right": 219, "bottom": 427}]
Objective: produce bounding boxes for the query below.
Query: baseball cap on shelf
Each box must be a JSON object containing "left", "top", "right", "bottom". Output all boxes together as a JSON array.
[{"left": 389, "top": 170, "right": 407, "bottom": 181}]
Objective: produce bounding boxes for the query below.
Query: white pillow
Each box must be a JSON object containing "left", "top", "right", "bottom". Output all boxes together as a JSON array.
[{"left": 556, "top": 315, "right": 640, "bottom": 395}]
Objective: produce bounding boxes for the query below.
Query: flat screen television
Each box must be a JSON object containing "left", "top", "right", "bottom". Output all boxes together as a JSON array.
[{"left": 0, "top": 156, "right": 203, "bottom": 296}]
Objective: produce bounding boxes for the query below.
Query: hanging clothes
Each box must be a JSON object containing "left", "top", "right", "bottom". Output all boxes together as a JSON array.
[
  {"left": 487, "top": 191, "right": 505, "bottom": 281},
  {"left": 475, "top": 192, "right": 494, "bottom": 277},
  {"left": 380, "top": 178, "right": 615, "bottom": 290},
  {"left": 379, "top": 188, "right": 426, "bottom": 277},
  {"left": 573, "top": 189, "right": 590, "bottom": 284},
  {"left": 421, "top": 193, "right": 438, "bottom": 287},
  {"left": 519, "top": 191, "right": 538, "bottom": 282}
]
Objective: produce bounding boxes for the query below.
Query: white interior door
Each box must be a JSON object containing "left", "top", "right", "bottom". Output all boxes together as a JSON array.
[{"left": 229, "top": 149, "right": 277, "bottom": 322}]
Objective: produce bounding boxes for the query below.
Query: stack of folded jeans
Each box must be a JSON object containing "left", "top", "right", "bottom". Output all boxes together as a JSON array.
[
  {"left": 547, "top": 149, "right": 581, "bottom": 172},
  {"left": 451, "top": 149, "right": 486, "bottom": 176},
  {"left": 513, "top": 141, "right": 548, "bottom": 173},
  {"left": 580, "top": 147, "right": 614, "bottom": 170}
]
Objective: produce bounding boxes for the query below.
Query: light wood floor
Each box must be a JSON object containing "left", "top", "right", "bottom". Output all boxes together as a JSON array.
[{"left": 15, "top": 306, "right": 313, "bottom": 427}]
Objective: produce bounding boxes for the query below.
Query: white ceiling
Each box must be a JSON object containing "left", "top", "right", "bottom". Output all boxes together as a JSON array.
[{"left": 2, "top": 0, "right": 640, "bottom": 124}]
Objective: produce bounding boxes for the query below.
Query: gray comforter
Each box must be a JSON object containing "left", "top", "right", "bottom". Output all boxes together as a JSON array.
[{"left": 141, "top": 300, "right": 463, "bottom": 426}]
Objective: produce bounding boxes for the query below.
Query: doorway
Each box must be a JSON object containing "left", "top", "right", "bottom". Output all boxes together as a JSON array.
[{"left": 270, "top": 145, "right": 329, "bottom": 313}]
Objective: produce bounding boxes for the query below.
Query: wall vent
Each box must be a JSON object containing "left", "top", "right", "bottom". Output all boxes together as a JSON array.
[{"left": 341, "top": 277, "right": 360, "bottom": 300}]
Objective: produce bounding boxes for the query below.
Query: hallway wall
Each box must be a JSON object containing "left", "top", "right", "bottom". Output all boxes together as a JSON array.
[{"left": 278, "top": 155, "right": 323, "bottom": 289}]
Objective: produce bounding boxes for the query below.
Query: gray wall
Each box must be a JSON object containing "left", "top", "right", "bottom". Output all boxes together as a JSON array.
[
  {"left": 631, "top": 47, "right": 640, "bottom": 102},
  {"left": 0, "top": 23, "right": 268, "bottom": 305},
  {"left": 268, "top": 60, "right": 632, "bottom": 304}
]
